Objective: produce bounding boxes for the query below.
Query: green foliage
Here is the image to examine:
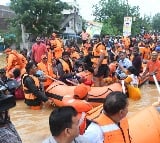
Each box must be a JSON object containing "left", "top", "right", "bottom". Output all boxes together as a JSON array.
[
  {"left": 10, "top": 0, "right": 71, "bottom": 35},
  {"left": 0, "top": 32, "right": 16, "bottom": 47},
  {"left": 152, "top": 13, "right": 160, "bottom": 32},
  {"left": 93, "top": 0, "right": 151, "bottom": 36}
]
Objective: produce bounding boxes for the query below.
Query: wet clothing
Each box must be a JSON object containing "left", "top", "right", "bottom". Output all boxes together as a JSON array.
[{"left": 22, "top": 74, "right": 48, "bottom": 106}]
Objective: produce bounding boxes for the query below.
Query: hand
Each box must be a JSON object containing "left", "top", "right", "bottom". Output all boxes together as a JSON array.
[{"left": 43, "top": 98, "right": 53, "bottom": 107}]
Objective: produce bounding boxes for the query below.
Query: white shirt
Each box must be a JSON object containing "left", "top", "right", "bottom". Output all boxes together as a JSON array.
[
  {"left": 83, "top": 122, "right": 104, "bottom": 143},
  {"left": 42, "top": 135, "right": 89, "bottom": 143}
]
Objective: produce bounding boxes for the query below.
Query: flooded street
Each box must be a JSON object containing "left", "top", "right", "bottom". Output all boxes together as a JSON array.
[{"left": 0, "top": 53, "right": 159, "bottom": 143}]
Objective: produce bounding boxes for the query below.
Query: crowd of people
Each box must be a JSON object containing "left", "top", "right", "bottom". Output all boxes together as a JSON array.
[{"left": 1, "top": 30, "right": 160, "bottom": 142}]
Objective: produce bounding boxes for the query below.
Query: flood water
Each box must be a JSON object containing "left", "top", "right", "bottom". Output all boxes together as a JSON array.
[{"left": 0, "top": 53, "right": 159, "bottom": 143}]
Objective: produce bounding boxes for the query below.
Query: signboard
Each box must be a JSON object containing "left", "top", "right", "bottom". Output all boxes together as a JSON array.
[
  {"left": 86, "top": 21, "right": 103, "bottom": 38},
  {"left": 123, "top": 17, "right": 132, "bottom": 37},
  {"left": 0, "top": 36, "right": 4, "bottom": 43}
]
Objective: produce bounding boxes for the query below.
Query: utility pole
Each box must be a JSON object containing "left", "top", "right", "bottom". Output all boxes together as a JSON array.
[
  {"left": 73, "top": 0, "right": 76, "bottom": 34},
  {"left": 126, "top": 0, "right": 129, "bottom": 16}
]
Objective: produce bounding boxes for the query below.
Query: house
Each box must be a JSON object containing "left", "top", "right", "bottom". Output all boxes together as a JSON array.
[
  {"left": 61, "top": 0, "right": 82, "bottom": 34},
  {"left": 0, "top": 5, "right": 15, "bottom": 32}
]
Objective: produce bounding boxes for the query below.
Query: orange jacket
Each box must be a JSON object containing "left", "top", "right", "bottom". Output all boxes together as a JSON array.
[
  {"left": 91, "top": 42, "right": 108, "bottom": 67},
  {"left": 47, "top": 49, "right": 55, "bottom": 63},
  {"left": 22, "top": 74, "right": 39, "bottom": 100},
  {"left": 37, "top": 62, "right": 56, "bottom": 87},
  {"left": 6, "top": 50, "right": 23, "bottom": 71},
  {"left": 50, "top": 39, "right": 64, "bottom": 59},
  {"left": 143, "top": 47, "right": 151, "bottom": 60},
  {"left": 93, "top": 113, "right": 131, "bottom": 143}
]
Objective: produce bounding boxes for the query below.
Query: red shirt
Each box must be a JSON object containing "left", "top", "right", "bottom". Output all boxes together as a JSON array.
[{"left": 32, "top": 43, "right": 47, "bottom": 63}]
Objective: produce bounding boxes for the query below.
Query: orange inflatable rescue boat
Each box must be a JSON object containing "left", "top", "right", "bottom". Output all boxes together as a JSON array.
[
  {"left": 128, "top": 106, "right": 160, "bottom": 143},
  {"left": 46, "top": 81, "right": 122, "bottom": 107}
]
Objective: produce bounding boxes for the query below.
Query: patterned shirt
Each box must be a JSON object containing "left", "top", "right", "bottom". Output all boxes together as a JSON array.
[{"left": 0, "top": 122, "right": 22, "bottom": 143}]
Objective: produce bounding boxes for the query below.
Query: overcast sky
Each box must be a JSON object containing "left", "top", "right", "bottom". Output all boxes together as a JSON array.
[{"left": 1, "top": 0, "right": 160, "bottom": 20}]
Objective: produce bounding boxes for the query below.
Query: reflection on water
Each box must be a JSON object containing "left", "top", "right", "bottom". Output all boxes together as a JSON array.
[{"left": 0, "top": 53, "right": 160, "bottom": 143}]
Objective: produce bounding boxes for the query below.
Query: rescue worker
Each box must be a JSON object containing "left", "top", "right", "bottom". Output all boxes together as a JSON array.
[
  {"left": 57, "top": 51, "right": 75, "bottom": 83},
  {"left": 22, "top": 62, "right": 52, "bottom": 110},
  {"left": 142, "top": 51, "right": 160, "bottom": 84},
  {"left": 91, "top": 35, "right": 109, "bottom": 86},
  {"left": 37, "top": 55, "right": 56, "bottom": 89},
  {"left": 50, "top": 33, "right": 64, "bottom": 59},
  {"left": 84, "top": 91, "right": 131, "bottom": 143},
  {"left": 4, "top": 48, "right": 26, "bottom": 78},
  {"left": 46, "top": 42, "right": 55, "bottom": 64}
]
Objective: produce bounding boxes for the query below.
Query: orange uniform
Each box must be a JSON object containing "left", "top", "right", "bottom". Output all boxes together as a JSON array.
[
  {"left": 5, "top": 50, "right": 26, "bottom": 77},
  {"left": 37, "top": 62, "right": 56, "bottom": 88},
  {"left": 50, "top": 39, "right": 64, "bottom": 59},
  {"left": 93, "top": 114, "right": 131, "bottom": 143},
  {"left": 147, "top": 60, "right": 160, "bottom": 82}
]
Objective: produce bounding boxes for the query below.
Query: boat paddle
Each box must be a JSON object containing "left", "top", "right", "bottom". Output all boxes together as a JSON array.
[{"left": 152, "top": 73, "right": 160, "bottom": 107}]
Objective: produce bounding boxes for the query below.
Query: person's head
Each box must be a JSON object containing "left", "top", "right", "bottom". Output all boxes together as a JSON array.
[
  {"left": 74, "top": 84, "right": 90, "bottom": 100},
  {"left": 51, "top": 58, "right": 57, "bottom": 66},
  {"left": 13, "top": 68, "right": 21, "bottom": 79},
  {"left": 0, "top": 68, "right": 6, "bottom": 78},
  {"left": 79, "top": 51, "right": 84, "bottom": 58},
  {"left": 36, "top": 36, "right": 41, "bottom": 44},
  {"left": 49, "top": 106, "right": 79, "bottom": 139},
  {"left": 103, "top": 91, "right": 128, "bottom": 123},
  {"left": 127, "top": 66, "right": 137, "bottom": 75},
  {"left": 25, "top": 62, "right": 37, "bottom": 75},
  {"left": 119, "top": 51, "right": 126, "bottom": 60},
  {"left": 62, "top": 52, "right": 70, "bottom": 62},
  {"left": 41, "top": 54, "right": 48, "bottom": 63},
  {"left": 151, "top": 51, "right": 158, "bottom": 61},
  {"left": 132, "top": 46, "right": 139, "bottom": 56},
  {"left": 105, "top": 35, "right": 110, "bottom": 41},
  {"left": 4, "top": 48, "right": 12, "bottom": 55},
  {"left": 51, "top": 32, "right": 56, "bottom": 39}
]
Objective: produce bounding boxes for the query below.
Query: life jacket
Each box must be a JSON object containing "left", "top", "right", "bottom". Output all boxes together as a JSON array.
[
  {"left": 91, "top": 42, "right": 108, "bottom": 67},
  {"left": 6, "top": 50, "right": 23, "bottom": 70},
  {"left": 22, "top": 74, "right": 40, "bottom": 100},
  {"left": 47, "top": 49, "right": 55, "bottom": 63},
  {"left": 37, "top": 62, "right": 56, "bottom": 87},
  {"left": 59, "top": 58, "right": 73, "bottom": 73},
  {"left": 93, "top": 113, "right": 131, "bottom": 143},
  {"left": 50, "top": 39, "right": 64, "bottom": 59}
]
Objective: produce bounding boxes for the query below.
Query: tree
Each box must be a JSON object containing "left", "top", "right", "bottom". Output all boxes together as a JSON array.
[
  {"left": 93, "top": 0, "right": 151, "bottom": 36},
  {"left": 10, "top": 0, "right": 71, "bottom": 35},
  {"left": 152, "top": 13, "right": 160, "bottom": 32}
]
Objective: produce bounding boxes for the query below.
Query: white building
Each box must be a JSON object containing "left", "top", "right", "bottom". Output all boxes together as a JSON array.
[{"left": 61, "top": 0, "right": 82, "bottom": 34}]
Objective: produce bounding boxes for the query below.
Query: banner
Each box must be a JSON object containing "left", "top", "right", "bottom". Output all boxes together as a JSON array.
[
  {"left": 123, "top": 17, "right": 132, "bottom": 37},
  {"left": 86, "top": 21, "right": 103, "bottom": 38}
]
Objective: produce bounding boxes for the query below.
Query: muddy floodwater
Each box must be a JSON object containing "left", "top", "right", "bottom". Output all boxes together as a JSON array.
[{"left": 0, "top": 53, "right": 159, "bottom": 143}]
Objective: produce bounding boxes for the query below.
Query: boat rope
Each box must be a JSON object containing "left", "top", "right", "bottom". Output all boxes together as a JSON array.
[{"left": 88, "top": 88, "right": 113, "bottom": 97}]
